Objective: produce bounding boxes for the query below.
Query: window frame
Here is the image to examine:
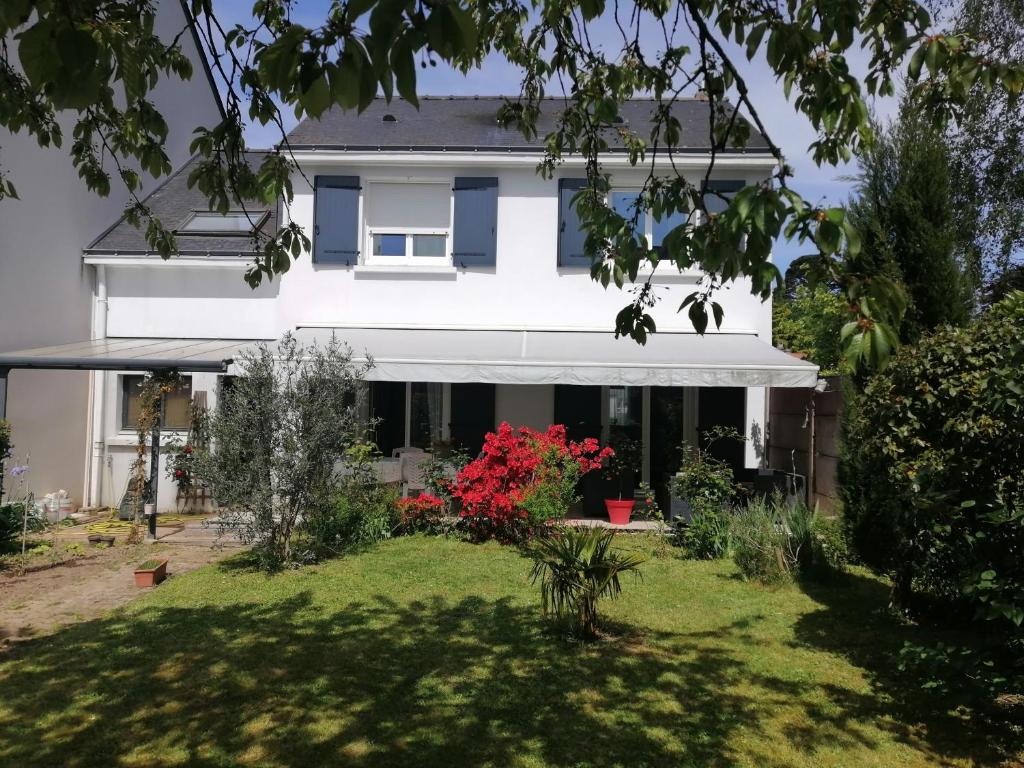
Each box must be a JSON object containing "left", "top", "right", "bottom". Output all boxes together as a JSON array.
[
  {"left": 177, "top": 210, "right": 269, "bottom": 236},
  {"left": 609, "top": 189, "right": 653, "bottom": 247},
  {"left": 370, "top": 381, "right": 453, "bottom": 455},
  {"left": 363, "top": 178, "right": 454, "bottom": 267},
  {"left": 120, "top": 374, "right": 193, "bottom": 433},
  {"left": 608, "top": 187, "right": 699, "bottom": 249}
]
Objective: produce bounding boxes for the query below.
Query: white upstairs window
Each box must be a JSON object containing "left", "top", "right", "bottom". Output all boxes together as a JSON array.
[
  {"left": 364, "top": 181, "right": 451, "bottom": 266},
  {"left": 610, "top": 189, "right": 690, "bottom": 249}
]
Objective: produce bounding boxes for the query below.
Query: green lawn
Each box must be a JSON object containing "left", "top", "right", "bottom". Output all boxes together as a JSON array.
[{"left": 0, "top": 536, "right": 1011, "bottom": 767}]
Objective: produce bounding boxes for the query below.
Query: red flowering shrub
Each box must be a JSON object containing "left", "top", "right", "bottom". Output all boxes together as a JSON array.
[
  {"left": 452, "top": 423, "right": 612, "bottom": 542},
  {"left": 395, "top": 494, "right": 447, "bottom": 534}
]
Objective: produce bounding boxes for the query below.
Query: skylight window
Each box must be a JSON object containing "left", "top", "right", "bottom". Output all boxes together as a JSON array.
[{"left": 178, "top": 211, "right": 268, "bottom": 234}]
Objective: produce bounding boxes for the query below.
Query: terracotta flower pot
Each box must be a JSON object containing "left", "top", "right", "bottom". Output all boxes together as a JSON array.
[
  {"left": 604, "top": 499, "right": 635, "bottom": 526},
  {"left": 133, "top": 559, "right": 168, "bottom": 588}
]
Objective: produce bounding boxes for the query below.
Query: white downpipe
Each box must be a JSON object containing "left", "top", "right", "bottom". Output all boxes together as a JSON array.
[{"left": 88, "top": 265, "right": 107, "bottom": 507}]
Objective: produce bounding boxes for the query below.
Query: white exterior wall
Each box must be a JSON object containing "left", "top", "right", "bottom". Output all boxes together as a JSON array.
[
  {"left": 101, "top": 161, "right": 775, "bottom": 341},
  {"left": 95, "top": 153, "right": 777, "bottom": 496},
  {"left": 0, "top": 0, "right": 223, "bottom": 505}
]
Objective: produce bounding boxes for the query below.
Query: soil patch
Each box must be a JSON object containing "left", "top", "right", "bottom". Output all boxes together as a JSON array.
[{"left": 0, "top": 538, "right": 238, "bottom": 649}]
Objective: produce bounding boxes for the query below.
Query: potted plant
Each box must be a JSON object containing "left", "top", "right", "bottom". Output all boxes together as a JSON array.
[
  {"left": 602, "top": 434, "right": 642, "bottom": 525},
  {"left": 133, "top": 557, "right": 168, "bottom": 588},
  {"left": 631, "top": 481, "right": 663, "bottom": 522}
]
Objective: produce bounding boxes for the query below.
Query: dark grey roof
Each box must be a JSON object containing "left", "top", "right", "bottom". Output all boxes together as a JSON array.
[
  {"left": 86, "top": 153, "right": 278, "bottom": 255},
  {"left": 284, "top": 96, "right": 770, "bottom": 153}
]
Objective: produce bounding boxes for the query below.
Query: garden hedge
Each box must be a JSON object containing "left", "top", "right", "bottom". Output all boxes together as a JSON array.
[{"left": 841, "top": 291, "right": 1024, "bottom": 629}]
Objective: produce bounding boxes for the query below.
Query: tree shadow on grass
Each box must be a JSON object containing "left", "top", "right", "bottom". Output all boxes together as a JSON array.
[
  {"left": 792, "top": 570, "right": 1016, "bottom": 764},
  {"left": 0, "top": 580, "right": 1009, "bottom": 768}
]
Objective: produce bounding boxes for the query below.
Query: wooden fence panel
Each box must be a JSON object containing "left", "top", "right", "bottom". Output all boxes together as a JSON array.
[{"left": 767, "top": 377, "right": 843, "bottom": 514}]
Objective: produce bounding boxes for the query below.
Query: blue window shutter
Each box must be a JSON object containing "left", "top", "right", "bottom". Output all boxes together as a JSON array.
[
  {"left": 453, "top": 177, "right": 498, "bottom": 267},
  {"left": 702, "top": 179, "right": 744, "bottom": 216},
  {"left": 558, "top": 178, "right": 589, "bottom": 267},
  {"left": 314, "top": 175, "right": 360, "bottom": 264}
]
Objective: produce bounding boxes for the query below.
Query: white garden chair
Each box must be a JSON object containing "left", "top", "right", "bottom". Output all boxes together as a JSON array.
[{"left": 393, "top": 447, "right": 430, "bottom": 497}]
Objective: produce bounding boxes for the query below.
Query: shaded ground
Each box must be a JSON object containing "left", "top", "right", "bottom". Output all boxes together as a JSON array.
[
  {"left": 0, "top": 536, "right": 1017, "bottom": 768},
  {"left": 0, "top": 523, "right": 241, "bottom": 646}
]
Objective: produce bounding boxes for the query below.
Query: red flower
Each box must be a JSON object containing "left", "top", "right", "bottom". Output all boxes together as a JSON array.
[
  {"left": 174, "top": 469, "right": 185, "bottom": 479},
  {"left": 450, "top": 422, "right": 607, "bottom": 541}
]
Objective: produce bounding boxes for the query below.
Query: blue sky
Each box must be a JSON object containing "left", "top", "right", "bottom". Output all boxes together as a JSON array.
[{"left": 217, "top": 0, "right": 897, "bottom": 274}]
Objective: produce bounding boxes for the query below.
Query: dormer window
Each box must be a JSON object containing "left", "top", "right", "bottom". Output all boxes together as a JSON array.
[{"left": 178, "top": 210, "right": 269, "bottom": 235}]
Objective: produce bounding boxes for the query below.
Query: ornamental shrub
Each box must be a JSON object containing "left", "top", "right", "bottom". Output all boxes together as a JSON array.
[
  {"left": 729, "top": 496, "right": 796, "bottom": 584},
  {"left": 841, "top": 291, "right": 1024, "bottom": 627},
  {"left": 317, "top": 443, "right": 401, "bottom": 552},
  {"left": 395, "top": 494, "right": 450, "bottom": 535},
  {"left": 452, "top": 423, "right": 611, "bottom": 543},
  {"left": 673, "top": 509, "right": 731, "bottom": 559},
  {"left": 193, "top": 333, "right": 369, "bottom": 569},
  {"left": 728, "top": 493, "right": 842, "bottom": 584},
  {"left": 670, "top": 426, "right": 744, "bottom": 517}
]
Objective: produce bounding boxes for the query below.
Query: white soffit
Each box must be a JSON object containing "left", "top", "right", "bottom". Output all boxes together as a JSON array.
[{"left": 293, "top": 327, "right": 819, "bottom": 388}]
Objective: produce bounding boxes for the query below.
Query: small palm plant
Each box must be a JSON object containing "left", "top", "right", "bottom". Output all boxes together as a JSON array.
[{"left": 529, "top": 527, "right": 645, "bottom": 639}]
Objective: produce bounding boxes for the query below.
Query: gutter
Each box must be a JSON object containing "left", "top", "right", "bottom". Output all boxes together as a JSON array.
[{"left": 87, "top": 266, "right": 107, "bottom": 507}]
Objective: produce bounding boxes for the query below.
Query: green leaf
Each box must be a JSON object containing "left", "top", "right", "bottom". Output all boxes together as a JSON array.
[
  {"left": 17, "top": 21, "right": 59, "bottom": 87},
  {"left": 908, "top": 43, "right": 926, "bottom": 80},
  {"left": 57, "top": 26, "right": 98, "bottom": 82},
  {"left": 745, "top": 23, "right": 767, "bottom": 60},
  {"left": 392, "top": 36, "right": 418, "bottom": 107},
  {"left": 332, "top": 45, "right": 363, "bottom": 110},
  {"left": 688, "top": 301, "right": 709, "bottom": 334},
  {"left": 299, "top": 73, "right": 331, "bottom": 118},
  {"left": 711, "top": 301, "right": 724, "bottom": 329}
]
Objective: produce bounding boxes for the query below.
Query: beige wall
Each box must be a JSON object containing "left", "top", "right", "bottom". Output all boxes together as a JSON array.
[{"left": 0, "top": 0, "right": 222, "bottom": 504}]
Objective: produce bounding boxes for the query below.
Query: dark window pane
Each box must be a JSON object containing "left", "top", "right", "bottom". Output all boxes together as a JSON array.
[
  {"left": 554, "top": 385, "right": 604, "bottom": 515},
  {"left": 121, "top": 375, "right": 192, "bottom": 430},
  {"left": 450, "top": 383, "right": 495, "bottom": 456},
  {"left": 702, "top": 180, "right": 744, "bottom": 216},
  {"left": 122, "top": 376, "right": 144, "bottom": 429},
  {"left": 608, "top": 386, "right": 642, "bottom": 429},
  {"left": 371, "top": 381, "right": 406, "bottom": 456},
  {"left": 652, "top": 210, "right": 688, "bottom": 247},
  {"left": 651, "top": 387, "right": 686, "bottom": 517},
  {"left": 610, "top": 191, "right": 646, "bottom": 234},
  {"left": 409, "top": 382, "right": 443, "bottom": 449},
  {"left": 163, "top": 382, "right": 193, "bottom": 430},
  {"left": 697, "top": 386, "right": 746, "bottom": 475},
  {"left": 372, "top": 233, "right": 407, "bottom": 256},
  {"left": 412, "top": 234, "right": 445, "bottom": 258}
]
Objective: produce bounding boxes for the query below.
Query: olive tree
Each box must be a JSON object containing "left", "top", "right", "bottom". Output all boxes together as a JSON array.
[{"left": 195, "top": 332, "right": 370, "bottom": 568}]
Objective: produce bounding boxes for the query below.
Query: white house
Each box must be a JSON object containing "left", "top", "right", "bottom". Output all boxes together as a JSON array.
[
  {"left": 3, "top": 96, "right": 817, "bottom": 514},
  {"left": 0, "top": 0, "right": 225, "bottom": 505}
]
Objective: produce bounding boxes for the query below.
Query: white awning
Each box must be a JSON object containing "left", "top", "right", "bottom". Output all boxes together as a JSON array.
[{"left": 294, "top": 327, "right": 818, "bottom": 388}]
